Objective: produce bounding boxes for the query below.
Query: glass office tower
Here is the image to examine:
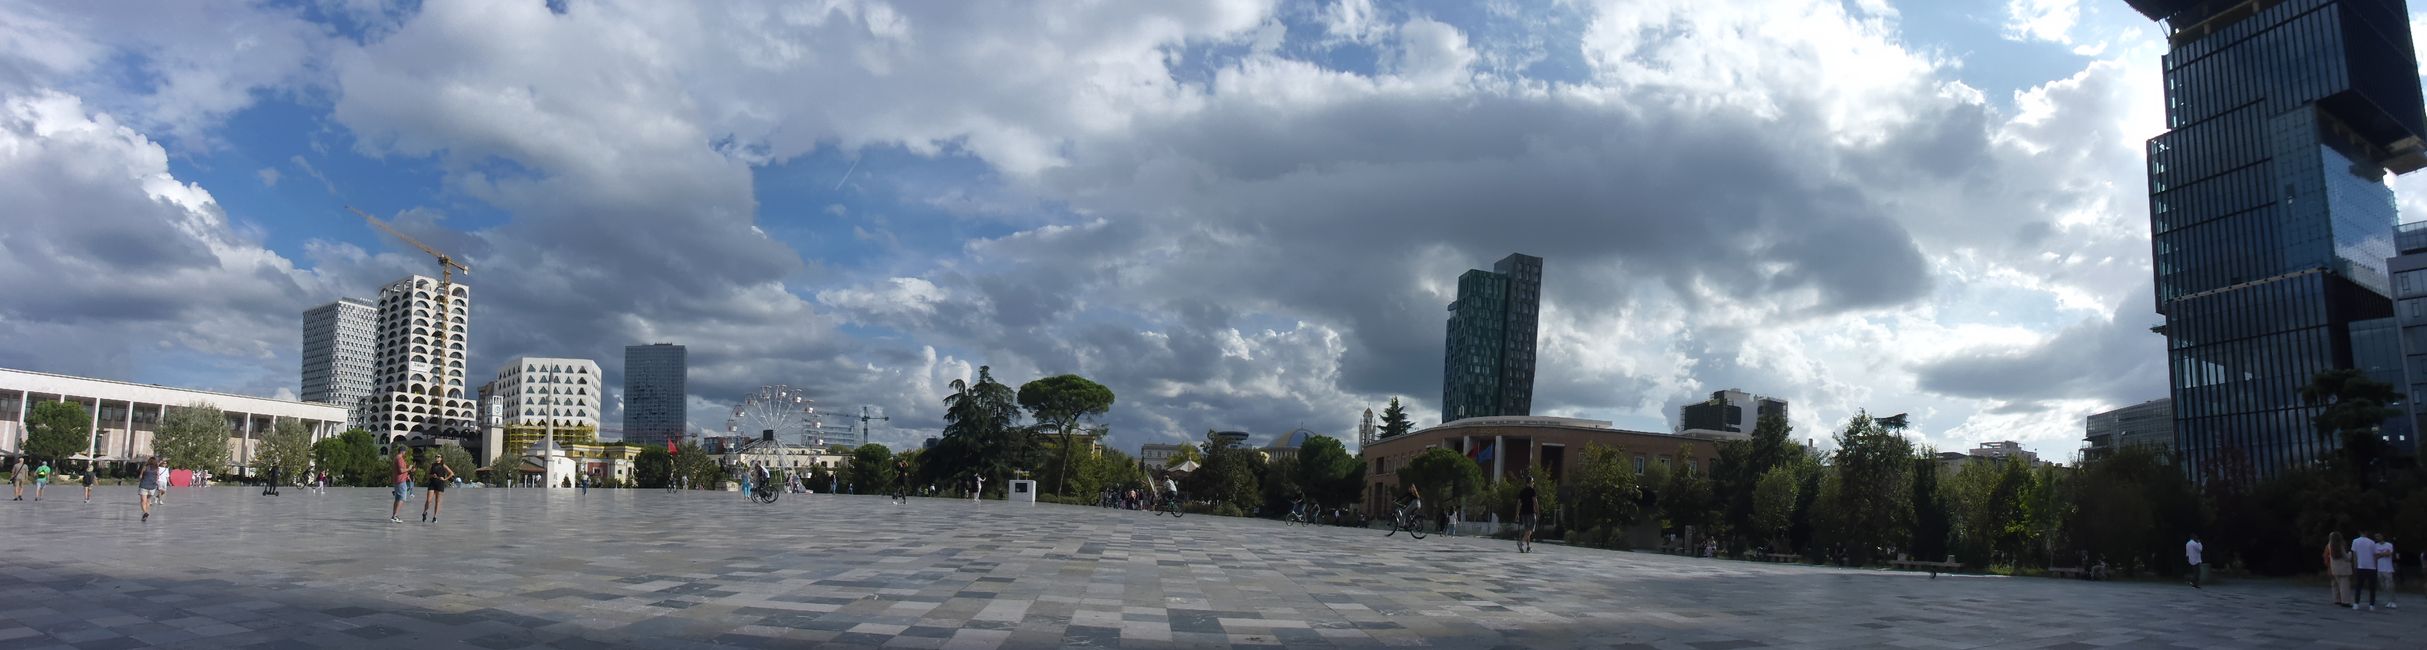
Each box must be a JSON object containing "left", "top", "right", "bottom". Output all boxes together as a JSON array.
[
  {"left": 623, "top": 343, "right": 688, "bottom": 447},
  {"left": 2127, "top": 0, "right": 2427, "bottom": 481},
  {"left": 1443, "top": 253, "right": 1542, "bottom": 422}
]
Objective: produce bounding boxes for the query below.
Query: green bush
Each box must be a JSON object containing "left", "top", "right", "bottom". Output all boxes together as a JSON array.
[{"left": 1213, "top": 503, "right": 1244, "bottom": 517}]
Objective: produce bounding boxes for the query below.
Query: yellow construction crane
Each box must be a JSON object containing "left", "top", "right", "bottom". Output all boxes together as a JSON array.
[{"left": 348, "top": 206, "right": 470, "bottom": 285}]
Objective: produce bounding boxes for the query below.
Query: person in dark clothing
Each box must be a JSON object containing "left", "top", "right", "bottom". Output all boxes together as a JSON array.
[{"left": 262, "top": 466, "right": 282, "bottom": 496}]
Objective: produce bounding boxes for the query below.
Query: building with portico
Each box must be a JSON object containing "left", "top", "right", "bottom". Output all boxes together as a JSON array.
[
  {"left": 0, "top": 367, "right": 347, "bottom": 474},
  {"left": 1356, "top": 415, "right": 1732, "bottom": 520}
]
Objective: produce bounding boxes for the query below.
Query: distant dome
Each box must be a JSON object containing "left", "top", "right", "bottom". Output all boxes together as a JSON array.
[{"left": 1277, "top": 428, "right": 1320, "bottom": 448}]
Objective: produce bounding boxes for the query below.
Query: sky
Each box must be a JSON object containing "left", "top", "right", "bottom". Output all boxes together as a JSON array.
[{"left": 8, "top": 0, "right": 2427, "bottom": 459}]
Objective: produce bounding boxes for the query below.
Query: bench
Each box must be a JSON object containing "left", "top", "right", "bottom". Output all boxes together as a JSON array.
[{"left": 1890, "top": 559, "right": 1963, "bottom": 578}]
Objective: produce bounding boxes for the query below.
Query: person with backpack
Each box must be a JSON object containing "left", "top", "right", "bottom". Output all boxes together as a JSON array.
[
  {"left": 32, "top": 460, "right": 51, "bottom": 501},
  {"left": 79, "top": 464, "right": 95, "bottom": 504},
  {"left": 8, "top": 456, "right": 26, "bottom": 501}
]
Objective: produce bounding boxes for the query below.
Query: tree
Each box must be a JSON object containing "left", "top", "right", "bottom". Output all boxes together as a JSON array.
[
  {"left": 313, "top": 429, "right": 382, "bottom": 486},
  {"left": 1397, "top": 447, "right": 1484, "bottom": 521},
  {"left": 1751, "top": 465, "right": 1800, "bottom": 547},
  {"left": 1656, "top": 446, "right": 1716, "bottom": 535},
  {"left": 1377, "top": 398, "right": 1413, "bottom": 439},
  {"left": 1909, "top": 455, "right": 1951, "bottom": 565},
  {"left": 2301, "top": 368, "right": 2402, "bottom": 487},
  {"left": 2063, "top": 445, "right": 2201, "bottom": 576},
  {"left": 673, "top": 441, "right": 722, "bottom": 489},
  {"left": 24, "top": 400, "right": 90, "bottom": 462},
  {"left": 1187, "top": 441, "right": 1265, "bottom": 511},
  {"left": 635, "top": 446, "right": 674, "bottom": 488},
  {"left": 1017, "top": 374, "right": 1115, "bottom": 496},
  {"left": 255, "top": 418, "right": 313, "bottom": 483},
  {"left": 848, "top": 443, "right": 896, "bottom": 492},
  {"left": 1819, "top": 411, "right": 1915, "bottom": 566},
  {"left": 155, "top": 403, "right": 231, "bottom": 473},
  {"left": 485, "top": 444, "right": 525, "bottom": 486},
  {"left": 1293, "top": 434, "right": 1363, "bottom": 508},
  {"left": 1569, "top": 443, "right": 1643, "bottom": 533},
  {"left": 1716, "top": 413, "right": 1795, "bottom": 548},
  {"left": 928, "top": 366, "right": 1031, "bottom": 496}
]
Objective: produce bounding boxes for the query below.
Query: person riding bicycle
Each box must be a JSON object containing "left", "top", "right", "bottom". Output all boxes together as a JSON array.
[
  {"left": 1396, "top": 483, "right": 1422, "bottom": 513},
  {"left": 751, "top": 463, "right": 773, "bottom": 495}
]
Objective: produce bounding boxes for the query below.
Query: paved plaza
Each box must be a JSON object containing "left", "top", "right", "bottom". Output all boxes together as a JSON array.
[{"left": 0, "top": 486, "right": 2418, "bottom": 648}]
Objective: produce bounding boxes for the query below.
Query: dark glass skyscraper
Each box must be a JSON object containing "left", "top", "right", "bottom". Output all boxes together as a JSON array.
[
  {"left": 2127, "top": 0, "right": 2426, "bottom": 481},
  {"left": 1443, "top": 253, "right": 1542, "bottom": 422},
  {"left": 623, "top": 343, "right": 687, "bottom": 447}
]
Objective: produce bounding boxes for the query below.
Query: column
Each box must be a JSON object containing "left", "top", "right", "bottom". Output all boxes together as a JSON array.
[
  {"left": 86, "top": 397, "right": 101, "bottom": 459},
  {"left": 1493, "top": 434, "right": 1505, "bottom": 483},
  {"left": 241, "top": 412, "right": 254, "bottom": 473},
  {"left": 11, "top": 390, "right": 24, "bottom": 454}
]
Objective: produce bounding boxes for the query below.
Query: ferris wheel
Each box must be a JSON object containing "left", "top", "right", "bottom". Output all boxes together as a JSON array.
[{"left": 728, "top": 385, "right": 821, "bottom": 445}]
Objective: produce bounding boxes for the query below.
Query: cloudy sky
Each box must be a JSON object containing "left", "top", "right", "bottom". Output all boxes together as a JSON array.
[{"left": 7, "top": 0, "right": 2427, "bottom": 458}]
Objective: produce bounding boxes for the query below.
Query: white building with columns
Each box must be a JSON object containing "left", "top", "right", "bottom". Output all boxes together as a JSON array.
[{"left": 0, "top": 367, "right": 348, "bottom": 472}]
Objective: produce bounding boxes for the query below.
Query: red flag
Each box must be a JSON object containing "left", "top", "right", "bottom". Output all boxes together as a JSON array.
[{"left": 667, "top": 440, "right": 677, "bottom": 454}]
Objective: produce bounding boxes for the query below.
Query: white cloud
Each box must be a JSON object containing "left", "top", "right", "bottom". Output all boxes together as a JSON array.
[
  {"left": 2005, "top": 0, "right": 2081, "bottom": 45},
  {"left": 0, "top": 0, "right": 2204, "bottom": 459},
  {"left": 256, "top": 167, "right": 280, "bottom": 187}
]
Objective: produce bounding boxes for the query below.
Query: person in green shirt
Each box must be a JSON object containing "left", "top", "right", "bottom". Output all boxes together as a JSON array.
[{"left": 33, "top": 461, "right": 52, "bottom": 501}]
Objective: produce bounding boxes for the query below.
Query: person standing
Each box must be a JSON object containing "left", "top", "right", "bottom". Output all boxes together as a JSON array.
[
  {"left": 2185, "top": 534, "right": 2205, "bottom": 589},
  {"left": 137, "top": 457, "right": 164, "bottom": 522},
  {"left": 420, "top": 456, "right": 454, "bottom": 523},
  {"left": 2330, "top": 531, "right": 2354, "bottom": 607},
  {"left": 387, "top": 450, "right": 412, "bottom": 524},
  {"left": 1515, "top": 474, "right": 1540, "bottom": 553},
  {"left": 9, "top": 456, "right": 26, "bottom": 501},
  {"left": 79, "top": 465, "right": 95, "bottom": 504},
  {"left": 262, "top": 465, "right": 282, "bottom": 497},
  {"left": 972, "top": 474, "right": 986, "bottom": 502},
  {"left": 32, "top": 460, "right": 50, "bottom": 501},
  {"left": 2354, "top": 531, "right": 2380, "bottom": 610},
  {"left": 892, "top": 458, "right": 910, "bottom": 505},
  {"left": 2375, "top": 533, "right": 2397, "bottom": 609}
]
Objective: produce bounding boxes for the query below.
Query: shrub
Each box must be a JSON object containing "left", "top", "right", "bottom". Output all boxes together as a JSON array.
[{"left": 1213, "top": 503, "right": 1244, "bottom": 518}]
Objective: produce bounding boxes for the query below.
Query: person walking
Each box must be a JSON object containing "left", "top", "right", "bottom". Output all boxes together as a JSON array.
[
  {"left": 9, "top": 456, "right": 26, "bottom": 501},
  {"left": 2354, "top": 530, "right": 2380, "bottom": 610},
  {"left": 2185, "top": 534, "right": 2205, "bottom": 589},
  {"left": 420, "top": 455, "right": 454, "bottom": 523},
  {"left": 137, "top": 457, "right": 164, "bottom": 522},
  {"left": 1515, "top": 474, "right": 1540, "bottom": 553},
  {"left": 387, "top": 450, "right": 412, "bottom": 524},
  {"left": 32, "top": 460, "right": 50, "bottom": 501},
  {"left": 2375, "top": 533, "right": 2396, "bottom": 609},
  {"left": 79, "top": 464, "right": 95, "bottom": 504},
  {"left": 2330, "top": 531, "right": 2354, "bottom": 607}
]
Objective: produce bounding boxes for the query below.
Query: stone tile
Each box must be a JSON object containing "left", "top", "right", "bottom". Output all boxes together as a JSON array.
[{"left": 0, "top": 488, "right": 2416, "bottom": 648}]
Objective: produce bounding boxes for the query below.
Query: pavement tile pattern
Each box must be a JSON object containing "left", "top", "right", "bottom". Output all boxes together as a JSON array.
[{"left": 0, "top": 486, "right": 2417, "bottom": 648}]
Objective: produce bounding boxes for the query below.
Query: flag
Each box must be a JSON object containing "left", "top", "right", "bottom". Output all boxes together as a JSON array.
[{"left": 1477, "top": 442, "right": 1494, "bottom": 463}]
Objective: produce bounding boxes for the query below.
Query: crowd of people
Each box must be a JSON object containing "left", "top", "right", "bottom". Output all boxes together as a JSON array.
[{"left": 2325, "top": 530, "right": 2414, "bottom": 611}]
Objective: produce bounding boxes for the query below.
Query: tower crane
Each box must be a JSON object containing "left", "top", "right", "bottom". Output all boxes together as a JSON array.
[
  {"left": 857, "top": 406, "right": 890, "bottom": 448},
  {"left": 349, "top": 206, "right": 470, "bottom": 285}
]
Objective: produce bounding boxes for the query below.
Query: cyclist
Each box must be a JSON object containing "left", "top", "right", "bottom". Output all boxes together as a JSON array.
[
  {"left": 1161, "top": 472, "right": 1182, "bottom": 508},
  {"left": 750, "top": 462, "right": 773, "bottom": 499}
]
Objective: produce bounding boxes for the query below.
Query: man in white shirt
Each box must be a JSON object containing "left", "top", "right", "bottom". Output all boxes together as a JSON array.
[
  {"left": 2375, "top": 533, "right": 2396, "bottom": 609},
  {"left": 2353, "top": 531, "right": 2380, "bottom": 610},
  {"left": 2185, "top": 534, "right": 2205, "bottom": 589}
]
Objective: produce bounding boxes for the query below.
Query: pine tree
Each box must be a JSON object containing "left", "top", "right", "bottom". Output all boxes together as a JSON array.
[{"left": 1378, "top": 397, "right": 1413, "bottom": 439}]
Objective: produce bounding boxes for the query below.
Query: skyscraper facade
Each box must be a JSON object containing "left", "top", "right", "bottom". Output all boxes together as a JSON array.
[
  {"left": 1443, "top": 253, "right": 1542, "bottom": 422},
  {"left": 300, "top": 297, "right": 375, "bottom": 422},
  {"left": 364, "top": 275, "right": 475, "bottom": 448},
  {"left": 2127, "top": 0, "right": 2426, "bottom": 480},
  {"left": 490, "top": 356, "right": 603, "bottom": 457},
  {"left": 623, "top": 343, "right": 687, "bottom": 447}
]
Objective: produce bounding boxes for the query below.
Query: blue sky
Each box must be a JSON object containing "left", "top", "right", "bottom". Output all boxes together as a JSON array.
[{"left": 4, "top": 0, "right": 2422, "bottom": 457}]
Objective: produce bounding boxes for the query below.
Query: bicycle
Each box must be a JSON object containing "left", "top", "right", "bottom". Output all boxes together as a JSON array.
[
  {"left": 1386, "top": 501, "right": 1427, "bottom": 539},
  {"left": 1283, "top": 499, "right": 1310, "bottom": 526},
  {"left": 750, "top": 478, "right": 780, "bottom": 504},
  {"left": 1155, "top": 493, "right": 1185, "bottom": 517}
]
